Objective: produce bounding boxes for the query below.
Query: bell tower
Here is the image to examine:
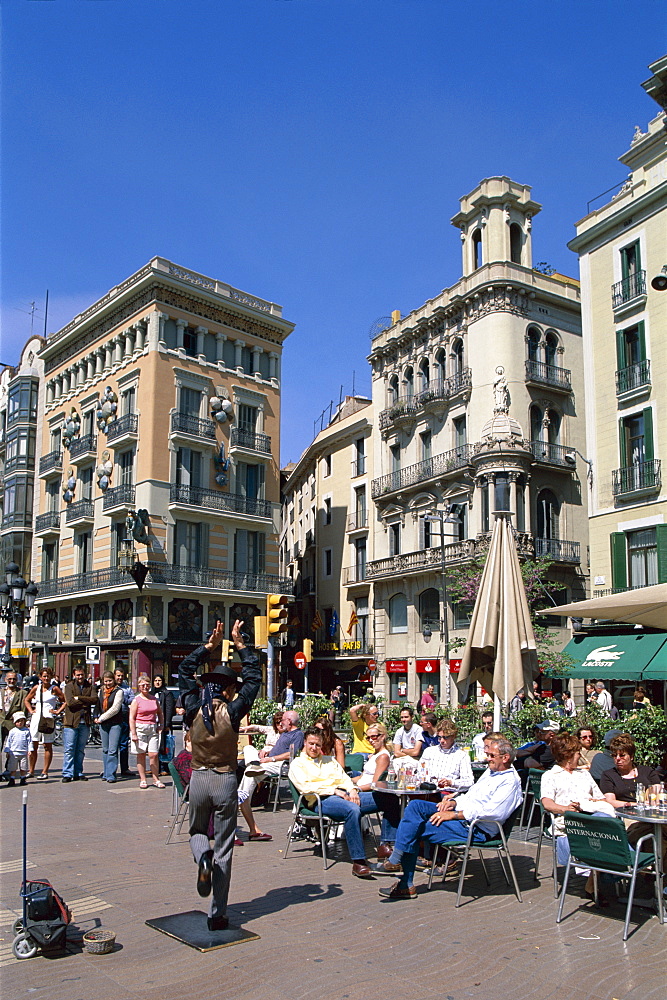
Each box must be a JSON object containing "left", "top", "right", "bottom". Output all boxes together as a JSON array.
[{"left": 451, "top": 176, "right": 542, "bottom": 277}]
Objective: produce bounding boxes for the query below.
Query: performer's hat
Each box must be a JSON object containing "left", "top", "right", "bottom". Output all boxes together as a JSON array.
[{"left": 199, "top": 662, "right": 240, "bottom": 686}]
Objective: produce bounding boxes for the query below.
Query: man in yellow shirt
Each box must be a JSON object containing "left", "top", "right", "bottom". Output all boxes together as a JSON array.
[{"left": 289, "top": 728, "right": 380, "bottom": 878}]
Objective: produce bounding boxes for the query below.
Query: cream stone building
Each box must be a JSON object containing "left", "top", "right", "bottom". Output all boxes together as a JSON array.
[
  {"left": 568, "top": 56, "right": 667, "bottom": 600},
  {"left": 31, "top": 258, "right": 293, "bottom": 687},
  {"left": 368, "top": 177, "right": 588, "bottom": 705},
  {"left": 280, "top": 395, "right": 374, "bottom": 696}
]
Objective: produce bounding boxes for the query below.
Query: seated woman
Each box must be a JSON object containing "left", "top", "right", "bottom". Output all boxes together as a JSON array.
[
  {"left": 599, "top": 733, "right": 665, "bottom": 861},
  {"left": 313, "top": 715, "right": 346, "bottom": 768},
  {"left": 349, "top": 701, "right": 380, "bottom": 756},
  {"left": 352, "top": 722, "right": 400, "bottom": 860},
  {"left": 239, "top": 710, "right": 283, "bottom": 756},
  {"left": 540, "top": 731, "right": 613, "bottom": 899}
]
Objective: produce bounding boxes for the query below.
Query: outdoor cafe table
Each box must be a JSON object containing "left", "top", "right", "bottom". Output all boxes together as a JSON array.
[
  {"left": 614, "top": 804, "right": 666, "bottom": 907},
  {"left": 372, "top": 780, "right": 443, "bottom": 818}
]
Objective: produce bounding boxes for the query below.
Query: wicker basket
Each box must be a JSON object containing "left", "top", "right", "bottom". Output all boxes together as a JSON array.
[{"left": 82, "top": 929, "right": 116, "bottom": 954}]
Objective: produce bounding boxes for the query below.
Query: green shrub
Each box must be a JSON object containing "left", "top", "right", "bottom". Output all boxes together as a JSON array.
[{"left": 616, "top": 707, "right": 667, "bottom": 767}]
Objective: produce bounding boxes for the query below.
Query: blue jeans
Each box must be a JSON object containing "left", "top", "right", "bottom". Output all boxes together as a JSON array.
[
  {"left": 100, "top": 722, "right": 122, "bottom": 781},
  {"left": 394, "top": 799, "right": 490, "bottom": 887},
  {"left": 62, "top": 724, "right": 90, "bottom": 779},
  {"left": 371, "top": 790, "right": 401, "bottom": 844},
  {"left": 318, "top": 791, "right": 379, "bottom": 861}
]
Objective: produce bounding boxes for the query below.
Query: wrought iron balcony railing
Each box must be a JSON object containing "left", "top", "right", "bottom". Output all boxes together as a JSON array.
[
  {"left": 35, "top": 511, "right": 61, "bottom": 532},
  {"left": 615, "top": 360, "right": 651, "bottom": 396},
  {"left": 39, "top": 450, "right": 63, "bottom": 475},
  {"left": 371, "top": 445, "right": 473, "bottom": 498},
  {"left": 379, "top": 370, "right": 472, "bottom": 431},
  {"left": 366, "top": 540, "right": 476, "bottom": 579},
  {"left": 65, "top": 500, "right": 95, "bottom": 523},
  {"left": 612, "top": 459, "right": 661, "bottom": 497},
  {"left": 529, "top": 440, "right": 572, "bottom": 467},
  {"left": 107, "top": 413, "right": 139, "bottom": 442},
  {"left": 347, "top": 511, "right": 368, "bottom": 531},
  {"left": 230, "top": 427, "right": 272, "bottom": 454},
  {"left": 69, "top": 434, "right": 97, "bottom": 459},
  {"left": 351, "top": 457, "right": 366, "bottom": 476},
  {"left": 169, "top": 484, "right": 272, "bottom": 518},
  {"left": 170, "top": 412, "right": 216, "bottom": 439},
  {"left": 534, "top": 538, "right": 581, "bottom": 563},
  {"left": 611, "top": 270, "right": 646, "bottom": 309},
  {"left": 525, "top": 360, "right": 572, "bottom": 391},
  {"left": 343, "top": 564, "right": 368, "bottom": 584},
  {"left": 102, "top": 484, "right": 136, "bottom": 510}
]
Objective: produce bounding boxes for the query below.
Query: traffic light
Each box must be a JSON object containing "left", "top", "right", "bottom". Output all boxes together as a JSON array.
[
  {"left": 221, "top": 639, "right": 234, "bottom": 663},
  {"left": 254, "top": 616, "right": 268, "bottom": 649},
  {"left": 266, "top": 594, "right": 290, "bottom": 636},
  {"left": 303, "top": 638, "right": 313, "bottom": 662}
]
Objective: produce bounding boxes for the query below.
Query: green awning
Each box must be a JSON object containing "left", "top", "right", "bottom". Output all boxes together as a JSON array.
[{"left": 560, "top": 632, "right": 667, "bottom": 680}]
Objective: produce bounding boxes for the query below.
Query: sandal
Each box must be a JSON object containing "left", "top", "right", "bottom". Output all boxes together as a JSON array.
[
  {"left": 139, "top": 780, "right": 148, "bottom": 789},
  {"left": 152, "top": 780, "right": 166, "bottom": 789},
  {"left": 36, "top": 773, "right": 49, "bottom": 780}
]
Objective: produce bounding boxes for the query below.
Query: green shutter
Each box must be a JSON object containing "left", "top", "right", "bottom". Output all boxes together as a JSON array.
[
  {"left": 637, "top": 321, "right": 646, "bottom": 362},
  {"left": 616, "top": 329, "right": 626, "bottom": 370},
  {"left": 657, "top": 525, "right": 667, "bottom": 584},
  {"left": 643, "top": 407, "right": 654, "bottom": 461},
  {"left": 610, "top": 533, "right": 627, "bottom": 590},
  {"left": 619, "top": 420, "right": 627, "bottom": 467}
]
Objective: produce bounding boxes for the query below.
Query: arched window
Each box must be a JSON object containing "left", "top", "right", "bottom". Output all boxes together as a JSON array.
[
  {"left": 389, "top": 593, "right": 408, "bottom": 634},
  {"left": 527, "top": 327, "right": 541, "bottom": 363},
  {"left": 388, "top": 374, "right": 399, "bottom": 406},
  {"left": 404, "top": 367, "right": 414, "bottom": 400},
  {"left": 435, "top": 348, "right": 447, "bottom": 386},
  {"left": 536, "top": 490, "right": 559, "bottom": 540},
  {"left": 545, "top": 332, "right": 558, "bottom": 368},
  {"left": 546, "top": 409, "right": 561, "bottom": 445},
  {"left": 452, "top": 340, "right": 464, "bottom": 375},
  {"left": 419, "top": 358, "right": 430, "bottom": 392},
  {"left": 472, "top": 228, "right": 482, "bottom": 270},
  {"left": 530, "top": 405, "right": 543, "bottom": 442},
  {"left": 419, "top": 588, "right": 440, "bottom": 632},
  {"left": 510, "top": 223, "right": 523, "bottom": 264}
]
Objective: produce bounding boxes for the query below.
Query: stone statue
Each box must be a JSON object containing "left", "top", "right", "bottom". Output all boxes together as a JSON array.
[{"left": 493, "top": 366, "right": 509, "bottom": 413}]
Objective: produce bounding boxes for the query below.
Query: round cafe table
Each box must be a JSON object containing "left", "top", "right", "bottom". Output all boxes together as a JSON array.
[
  {"left": 614, "top": 804, "right": 666, "bottom": 909},
  {"left": 372, "top": 780, "right": 444, "bottom": 818}
]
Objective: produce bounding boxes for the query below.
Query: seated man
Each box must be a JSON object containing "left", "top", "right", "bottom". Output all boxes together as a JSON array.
[
  {"left": 418, "top": 712, "right": 439, "bottom": 751},
  {"left": 371, "top": 737, "right": 522, "bottom": 899},
  {"left": 588, "top": 729, "right": 622, "bottom": 783},
  {"left": 471, "top": 711, "right": 494, "bottom": 761},
  {"left": 393, "top": 706, "right": 423, "bottom": 760},
  {"left": 421, "top": 719, "right": 473, "bottom": 792},
  {"left": 515, "top": 720, "right": 559, "bottom": 773},
  {"left": 289, "top": 727, "right": 388, "bottom": 878},
  {"left": 238, "top": 710, "right": 304, "bottom": 838}
]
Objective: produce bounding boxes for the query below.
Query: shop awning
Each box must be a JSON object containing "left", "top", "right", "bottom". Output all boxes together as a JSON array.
[{"left": 560, "top": 632, "right": 667, "bottom": 680}]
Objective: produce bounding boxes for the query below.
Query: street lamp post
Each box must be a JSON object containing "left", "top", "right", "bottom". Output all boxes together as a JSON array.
[{"left": 0, "top": 562, "right": 39, "bottom": 690}]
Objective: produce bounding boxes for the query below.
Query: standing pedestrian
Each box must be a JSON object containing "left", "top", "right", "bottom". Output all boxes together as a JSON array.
[
  {"left": 1, "top": 670, "right": 24, "bottom": 751},
  {"left": 97, "top": 671, "right": 124, "bottom": 783},
  {"left": 114, "top": 667, "right": 135, "bottom": 776},
  {"left": 280, "top": 679, "right": 295, "bottom": 709},
  {"left": 24, "top": 667, "right": 65, "bottom": 779},
  {"left": 179, "top": 620, "right": 261, "bottom": 933},
  {"left": 61, "top": 665, "right": 98, "bottom": 782}
]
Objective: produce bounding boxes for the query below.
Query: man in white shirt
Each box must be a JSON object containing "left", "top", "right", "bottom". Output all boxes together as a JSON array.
[
  {"left": 594, "top": 682, "right": 612, "bottom": 715},
  {"left": 471, "top": 712, "right": 494, "bottom": 760},
  {"left": 371, "top": 738, "right": 522, "bottom": 899},
  {"left": 392, "top": 707, "right": 423, "bottom": 760}
]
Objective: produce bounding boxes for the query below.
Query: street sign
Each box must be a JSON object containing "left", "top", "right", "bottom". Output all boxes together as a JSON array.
[
  {"left": 294, "top": 652, "right": 307, "bottom": 670},
  {"left": 86, "top": 645, "right": 101, "bottom": 664},
  {"left": 26, "top": 626, "right": 57, "bottom": 643},
  {"left": 368, "top": 659, "right": 376, "bottom": 671}
]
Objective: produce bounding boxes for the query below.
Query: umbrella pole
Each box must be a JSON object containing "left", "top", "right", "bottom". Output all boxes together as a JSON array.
[{"left": 493, "top": 694, "right": 501, "bottom": 732}]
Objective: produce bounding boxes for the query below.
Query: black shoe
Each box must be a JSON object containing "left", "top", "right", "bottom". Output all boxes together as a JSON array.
[
  {"left": 19, "top": 778, "right": 26, "bottom": 786},
  {"left": 197, "top": 850, "right": 214, "bottom": 897},
  {"left": 120, "top": 770, "right": 136, "bottom": 777},
  {"left": 62, "top": 777, "right": 72, "bottom": 783},
  {"left": 207, "top": 915, "right": 228, "bottom": 932},
  {"left": 76, "top": 775, "right": 88, "bottom": 781},
  {"left": 7, "top": 778, "right": 16, "bottom": 787}
]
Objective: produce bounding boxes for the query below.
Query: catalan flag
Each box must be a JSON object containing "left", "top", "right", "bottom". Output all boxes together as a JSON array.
[
  {"left": 312, "top": 610, "right": 323, "bottom": 630},
  {"left": 346, "top": 608, "right": 359, "bottom": 635},
  {"left": 288, "top": 614, "right": 301, "bottom": 628}
]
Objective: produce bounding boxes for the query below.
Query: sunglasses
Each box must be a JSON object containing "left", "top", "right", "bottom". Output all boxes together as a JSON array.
[{"left": 367, "top": 733, "right": 383, "bottom": 739}]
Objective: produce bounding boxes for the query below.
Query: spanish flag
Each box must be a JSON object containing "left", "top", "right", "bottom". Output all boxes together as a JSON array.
[
  {"left": 312, "top": 610, "right": 323, "bottom": 630},
  {"left": 346, "top": 608, "right": 359, "bottom": 635}
]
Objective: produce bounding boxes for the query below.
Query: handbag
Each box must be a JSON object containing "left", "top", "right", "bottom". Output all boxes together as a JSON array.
[{"left": 37, "top": 687, "right": 56, "bottom": 734}]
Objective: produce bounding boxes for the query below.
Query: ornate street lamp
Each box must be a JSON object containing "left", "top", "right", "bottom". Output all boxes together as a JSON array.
[{"left": 0, "top": 562, "right": 39, "bottom": 689}]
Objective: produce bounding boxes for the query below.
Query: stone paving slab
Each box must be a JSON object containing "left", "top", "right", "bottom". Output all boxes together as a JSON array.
[{"left": 1, "top": 773, "right": 665, "bottom": 1000}]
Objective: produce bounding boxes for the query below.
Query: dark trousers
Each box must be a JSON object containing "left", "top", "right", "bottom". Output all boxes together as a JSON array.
[{"left": 189, "top": 769, "right": 237, "bottom": 920}]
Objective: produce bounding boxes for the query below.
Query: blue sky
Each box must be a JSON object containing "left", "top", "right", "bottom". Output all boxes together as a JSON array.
[{"left": 2, "top": 1, "right": 664, "bottom": 462}]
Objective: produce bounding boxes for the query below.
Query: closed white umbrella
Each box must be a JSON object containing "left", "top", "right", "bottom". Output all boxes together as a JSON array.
[
  {"left": 541, "top": 584, "right": 667, "bottom": 631},
  {"left": 457, "top": 513, "right": 539, "bottom": 728}
]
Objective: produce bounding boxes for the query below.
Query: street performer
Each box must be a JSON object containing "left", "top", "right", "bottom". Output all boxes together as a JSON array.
[{"left": 179, "top": 619, "right": 261, "bottom": 932}]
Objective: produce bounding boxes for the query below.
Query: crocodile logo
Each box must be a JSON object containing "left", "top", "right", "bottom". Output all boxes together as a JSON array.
[{"left": 582, "top": 645, "right": 624, "bottom": 667}]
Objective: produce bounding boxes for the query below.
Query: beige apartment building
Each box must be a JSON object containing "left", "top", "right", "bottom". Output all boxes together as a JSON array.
[
  {"left": 368, "top": 176, "right": 588, "bottom": 705},
  {"left": 280, "top": 395, "right": 374, "bottom": 696},
  {"left": 31, "top": 257, "right": 293, "bottom": 687},
  {"left": 568, "top": 56, "right": 667, "bottom": 600}
]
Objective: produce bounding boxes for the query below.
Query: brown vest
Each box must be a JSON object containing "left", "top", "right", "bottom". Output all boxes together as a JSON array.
[{"left": 190, "top": 700, "right": 238, "bottom": 771}]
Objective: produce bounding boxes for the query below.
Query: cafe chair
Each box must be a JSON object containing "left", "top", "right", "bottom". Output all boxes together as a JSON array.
[
  {"left": 284, "top": 779, "right": 334, "bottom": 870},
  {"left": 264, "top": 761, "right": 289, "bottom": 812},
  {"left": 344, "top": 753, "right": 365, "bottom": 774},
  {"left": 526, "top": 771, "right": 560, "bottom": 897},
  {"left": 426, "top": 806, "right": 523, "bottom": 906},
  {"left": 165, "top": 762, "right": 189, "bottom": 845},
  {"left": 557, "top": 813, "right": 664, "bottom": 941}
]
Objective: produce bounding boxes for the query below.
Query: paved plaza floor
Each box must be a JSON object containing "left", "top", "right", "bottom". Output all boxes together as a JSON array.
[{"left": 1, "top": 752, "right": 665, "bottom": 1000}]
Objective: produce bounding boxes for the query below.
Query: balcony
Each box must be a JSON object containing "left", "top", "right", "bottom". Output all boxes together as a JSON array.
[
  {"left": 170, "top": 412, "right": 216, "bottom": 441},
  {"left": 534, "top": 538, "right": 581, "bottom": 563},
  {"left": 169, "top": 484, "right": 272, "bottom": 519},
  {"left": 612, "top": 459, "right": 661, "bottom": 499},
  {"left": 343, "top": 564, "right": 368, "bottom": 585},
  {"left": 371, "top": 445, "right": 473, "bottom": 499},
  {"left": 612, "top": 270, "right": 646, "bottom": 311},
  {"left": 525, "top": 360, "right": 572, "bottom": 392},
  {"left": 107, "top": 413, "right": 139, "bottom": 444},
  {"left": 39, "top": 451, "right": 63, "bottom": 477},
  {"left": 230, "top": 427, "right": 272, "bottom": 454},
  {"left": 65, "top": 499, "right": 95, "bottom": 524},
  {"left": 379, "top": 370, "right": 472, "bottom": 432},
  {"left": 69, "top": 434, "right": 97, "bottom": 461},
  {"left": 351, "top": 457, "right": 367, "bottom": 476},
  {"left": 615, "top": 360, "right": 651, "bottom": 397},
  {"left": 35, "top": 511, "right": 61, "bottom": 535},
  {"left": 529, "top": 440, "right": 573, "bottom": 468},
  {"left": 347, "top": 511, "right": 368, "bottom": 532},
  {"left": 103, "top": 484, "right": 136, "bottom": 511},
  {"left": 366, "top": 540, "right": 476, "bottom": 579}
]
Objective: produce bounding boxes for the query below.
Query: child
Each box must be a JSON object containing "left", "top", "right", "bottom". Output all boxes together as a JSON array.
[{"left": 5, "top": 712, "right": 31, "bottom": 786}]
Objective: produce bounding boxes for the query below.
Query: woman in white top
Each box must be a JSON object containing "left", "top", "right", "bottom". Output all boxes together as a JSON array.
[
  {"left": 239, "top": 709, "right": 284, "bottom": 755},
  {"left": 353, "top": 723, "right": 392, "bottom": 790},
  {"left": 24, "top": 667, "right": 65, "bottom": 779}
]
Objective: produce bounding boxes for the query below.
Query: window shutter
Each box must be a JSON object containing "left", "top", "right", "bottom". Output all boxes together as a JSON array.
[
  {"left": 637, "top": 321, "right": 646, "bottom": 363},
  {"left": 656, "top": 525, "right": 667, "bottom": 583},
  {"left": 643, "top": 407, "right": 654, "bottom": 461},
  {"left": 610, "top": 533, "right": 627, "bottom": 590},
  {"left": 619, "top": 420, "right": 627, "bottom": 468},
  {"left": 616, "top": 329, "right": 625, "bottom": 370}
]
